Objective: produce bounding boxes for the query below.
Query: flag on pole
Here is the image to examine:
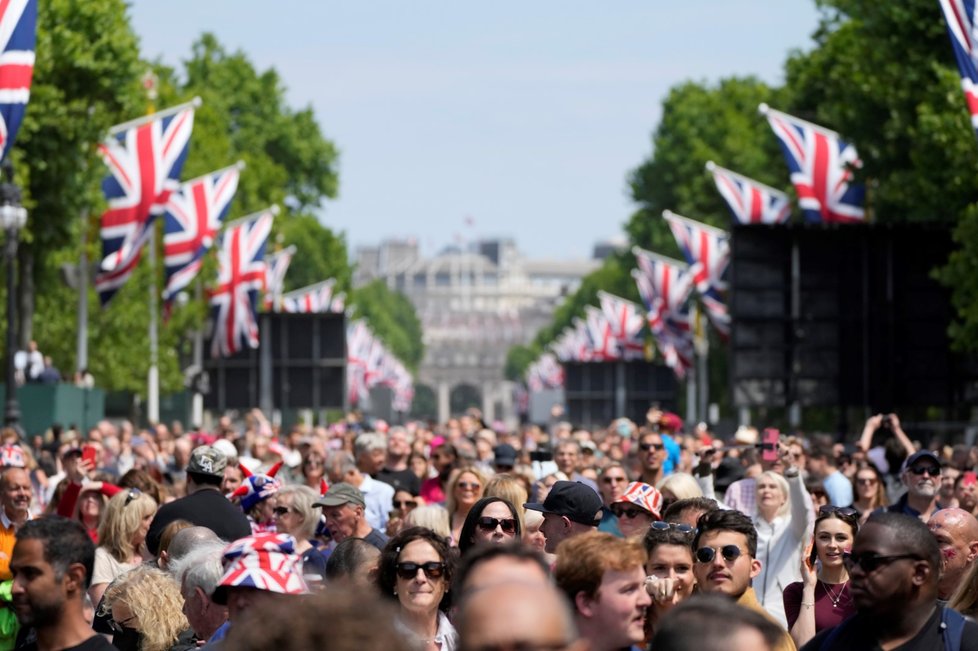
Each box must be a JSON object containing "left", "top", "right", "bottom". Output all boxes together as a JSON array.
[
  {"left": 281, "top": 279, "right": 337, "bottom": 313},
  {"left": 0, "top": 0, "right": 36, "bottom": 162},
  {"left": 705, "top": 161, "right": 790, "bottom": 225},
  {"left": 263, "top": 246, "right": 295, "bottom": 311},
  {"left": 162, "top": 163, "right": 242, "bottom": 303},
  {"left": 96, "top": 100, "right": 199, "bottom": 305},
  {"left": 632, "top": 247, "right": 694, "bottom": 377},
  {"left": 939, "top": 0, "right": 978, "bottom": 137},
  {"left": 209, "top": 210, "right": 273, "bottom": 358},
  {"left": 597, "top": 291, "right": 646, "bottom": 360},
  {"left": 759, "top": 103, "right": 864, "bottom": 224}
]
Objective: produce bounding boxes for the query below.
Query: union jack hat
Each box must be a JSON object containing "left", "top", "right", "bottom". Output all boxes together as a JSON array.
[
  {"left": 0, "top": 444, "right": 25, "bottom": 468},
  {"left": 231, "top": 461, "right": 283, "bottom": 513},
  {"left": 613, "top": 482, "right": 663, "bottom": 520},
  {"left": 211, "top": 533, "right": 308, "bottom": 604}
]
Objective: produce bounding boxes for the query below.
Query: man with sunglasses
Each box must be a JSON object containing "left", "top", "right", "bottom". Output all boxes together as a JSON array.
[
  {"left": 802, "top": 512, "right": 978, "bottom": 651},
  {"left": 691, "top": 509, "right": 796, "bottom": 651},
  {"left": 885, "top": 450, "right": 946, "bottom": 523},
  {"left": 638, "top": 431, "right": 669, "bottom": 487}
]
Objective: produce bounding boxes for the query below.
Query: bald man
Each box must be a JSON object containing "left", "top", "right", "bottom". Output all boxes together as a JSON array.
[
  {"left": 456, "top": 581, "right": 585, "bottom": 651},
  {"left": 927, "top": 507, "right": 978, "bottom": 601}
]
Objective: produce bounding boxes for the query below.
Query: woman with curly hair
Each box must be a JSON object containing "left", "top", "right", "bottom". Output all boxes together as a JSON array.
[
  {"left": 89, "top": 488, "right": 158, "bottom": 605},
  {"left": 376, "top": 527, "right": 457, "bottom": 651},
  {"left": 100, "top": 564, "right": 195, "bottom": 651}
]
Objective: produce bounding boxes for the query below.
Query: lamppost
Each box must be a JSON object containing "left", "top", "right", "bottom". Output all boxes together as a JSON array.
[{"left": 0, "top": 160, "right": 27, "bottom": 433}]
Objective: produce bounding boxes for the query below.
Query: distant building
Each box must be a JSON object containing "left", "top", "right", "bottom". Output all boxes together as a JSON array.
[{"left": 354, "top": 237, "right": 600, "bottom": 423}]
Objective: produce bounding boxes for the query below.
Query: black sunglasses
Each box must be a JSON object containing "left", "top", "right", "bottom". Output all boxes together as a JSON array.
[
  {"left": 908, "top": 466, "right": 941, "bottom": 477},
  {"left": 272, "top": 506, "right": 294, "bottom": 517},
  {"left": 639, "top": 443, "right": 665, "bottom": 452},
  {"left": 695, "top": 545, "right": 744, "bottom": 564},
  {"left": 395, "top": 561, "right": 446, "bottom": 581},
  {"left": 843, "top": 552, "right": 920, "bottom": 573},
  {"left": 611, "top": 506, "right": 650, "bottom": 519},
  {"left": 818, "top": 505, "right": 860, "bottom": 518},
  {"left": 476, "top": 516, "right": 517, "bottom": 534},
  {"left": 650, "top": 521, "right": 696, "bottom": 534},
  {"left": 108, "top": 614, "right": 138, "bottom": 634},
  {"left": 393, "top": 500, "right": 417, "bottom": 509},
  {"left": 124, "top": 488, "right": 141, "bottom": 507}
]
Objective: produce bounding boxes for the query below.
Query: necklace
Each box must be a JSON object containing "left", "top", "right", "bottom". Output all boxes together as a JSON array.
[{"left": 820, "top": 580, "right": 849, "bottom": 608}]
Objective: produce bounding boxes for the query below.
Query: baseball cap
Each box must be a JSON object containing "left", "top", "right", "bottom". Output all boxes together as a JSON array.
[
  {"left": 494, "top": 444, "right": 518, "bottom": 467},
  {"left": 313, "top": 482, "right": 366, "bottom": 509},
  {"left": 524, "top": 481, "right": 602, "bottom": 526},
  {"left": 903, "top": 450, "right": 941, "bottom": 472},
  {"left": 612, "top": 482, "right": 663, "bottom": 520},
  {"left": 211, "top": 533, "right": 308, "bottom": 604},
  {"left": 187, "top": 445, "right": 228, "bottom": 477}
]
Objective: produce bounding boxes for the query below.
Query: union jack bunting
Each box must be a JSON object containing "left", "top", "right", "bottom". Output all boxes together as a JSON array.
[
  {"left": 940, "top": 0, "right": 978, "bottom": 136},
  {"left": 263, "top": 245, "right": 295, "bottom": 311},
  {"left": 585, "top": 306, "right": 620, "bottom": 361},
  {"left": 759, "top": 103, "right": 864, "bottom": 224},
  {"left": 346, "top": 320, "right": 372, "bottom": 406},
  {"left": 597, "top": 290, "right": 647, "bottom": 360},
  {"left": 330, "top": 292, "right": 346, "bottom": 314},
  {"left": 631, "top": 247, "right": 694, "bottom": 377},
  {"left": 96, "top": 101, "right": 198, "bottom": 305},
  {"left": 0, "top": 0, "right": 35, "bottom": 162},
  {"left": 526, "top": 353, "right": 564, "bottom": 391},
  {"left": 705, "top": 161, "right": 790, "bottom": 225},
  {"left": 209, "top": 211, "right": 273, "bottom": 358},
  {"left": 281, "top": 279, "right": 337, "bottom": 313},
  {"left": 162, "top": 164, "right": 241, "bottom": 303}
]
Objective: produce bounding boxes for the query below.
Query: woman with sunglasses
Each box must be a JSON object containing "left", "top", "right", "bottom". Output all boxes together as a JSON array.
[
  {"left": 751, "top": 467, "right": 812, "bottom": 627},
  {"left": 387, "top": 488, "right": 422, "bottom": 537},
  {"left": 610, "top": 481, "right": 664, "bottom": 538},
  {"left": 100, "top": 565, "right": 195, "bottom": 651},
  {"left": 89, "top": 488, "right": 158, "bottom": 605},
  {"left": 457, "top": 497, "right": 522, "bottom": 555},
  {"left": 849, "top": 463, "right": 888, "bottom": 524},
  {"left": 782, "top": 505, "right": 859, "bottom": 647},
  {"left": 273, "top": 484, "right": 328, "bottom": 585},
  {"left": 642, "top": 521, "right": 697, "bottom": 641},
  {"left": 446, "top": 467, "right": 487, "bottom": 545},
  {"left": 377, "top": 527, "right": 457, "bottom": 651}
]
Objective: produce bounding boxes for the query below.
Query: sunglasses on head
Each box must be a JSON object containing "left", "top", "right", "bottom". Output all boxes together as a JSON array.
[
  {"left": 695, "top": 545, "right": 744, "bottom": 564},
  {"left": 611, "top": 505, "right": 650, "bottom": 519},
  {"left": 124, "top": 488, "right": 141, "bottom": 507},
  {"left": 395, "top": 561, "right": 445, "bottom": 581},
  {"left": 393, "top": 499, "right": 417, "bottom": 509},
  {"left": 650, "top": 521, "right": 696, "bottom": 534},
  {"left": 639, "top": 443, "right": 665, "bottom": 452},
  {"left": 843, "top": 552, "right": 920, "bottom": 573},
  {"left": 908, "top": 466, "right": 941, "bottom": 477},
  {"left": 818, "top": 505, "right": 859, "bottom": 518},
  {"left": 476, "top": 516, "right": 517, "bottom": 534}
]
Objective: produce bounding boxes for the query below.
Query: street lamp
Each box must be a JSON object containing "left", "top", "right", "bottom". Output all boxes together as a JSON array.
[{"left": 0, "top": 160, "right": 27, "bottom": 433}]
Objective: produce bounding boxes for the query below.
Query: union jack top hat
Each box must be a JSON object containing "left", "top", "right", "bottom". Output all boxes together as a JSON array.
[
  {"left": 211, "top": 533, "right": 308, "bottom": 604},
  {"left": 613, "top": 482, "right": 663, "bottom": 520}
]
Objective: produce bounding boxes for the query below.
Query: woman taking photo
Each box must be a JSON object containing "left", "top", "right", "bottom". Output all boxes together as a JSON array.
[
  {"left": 377, "top": 527, "right": 457, "bottom": 651},
  {"left": 782, "top": 506, "right": 859, "bottom": 647},
  {"left": 457, "top": 497, "right": 522, "bottom": 555},
  {"left": 89, "top": 488, "right": 159, "bottom": 605},
  {"left": 445, "top": 467, "right": 487, "bottom": 544}
]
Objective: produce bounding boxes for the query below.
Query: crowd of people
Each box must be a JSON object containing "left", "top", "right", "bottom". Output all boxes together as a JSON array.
[{"left": 0, "top": 406, "right": 977, "bottom": 650}]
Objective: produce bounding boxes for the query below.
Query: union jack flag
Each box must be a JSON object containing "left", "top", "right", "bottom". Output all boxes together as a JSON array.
[
  {"left": 526, "top": 353, "right": 564, "bottom": 391},
  {"left": 759, "top": 103, "right": 864, "bottom": 224},
  {"left": 662, "top": 211, "right": 731, "bottom": 340},
  {"left": 346, "top": 320, "right": 373, "bottom": 406},
  {"left": 584, "top": 306, "right": 619, "bottom": 361},
  {"left": 162, "top": 164, "right": 241, "bottom": 303},
  {"left": 705, "top": 161, "right": 790, "bottom": 225},
  {"left": 209, "top": 210, "right": 273, "bottom": 358},
  {"left": 96, "top": 102, "right": 197, "bottom": 305},
  {"left": 940, "top": 0, "right": 978, "bottom": 137},
  {"left": 281, "top": 279, "right": 336, "bottom": 313},
  {"left": 0, "top": 0, "right": 35, "bottom": 162},
  {"left": 598, "top": 290, "right": 648, "bottom": 360},
  {"left": 263, "top": 245, "right": 295, "bottom": 311},
  {"left": 632, "top": 247, "right": 694, "bottom": 377}
]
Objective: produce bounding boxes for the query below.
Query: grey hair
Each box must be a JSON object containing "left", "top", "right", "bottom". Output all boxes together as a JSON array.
[
  {"left": 354, "top": 433, "right": 387, "bottom": 457},
  {"left": 170, "top": 539, "right": 228, "bottom": 599},
  {"left": 275, "top": 484, "right": 320, "bottom": 540},
  {"left": 327, "top": 450, "right": 357, "bottom": 476}
]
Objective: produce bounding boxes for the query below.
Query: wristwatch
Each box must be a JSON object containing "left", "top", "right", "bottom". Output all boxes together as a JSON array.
[{"left": 784, "top": 467, "right": 800, "bottom": 479}]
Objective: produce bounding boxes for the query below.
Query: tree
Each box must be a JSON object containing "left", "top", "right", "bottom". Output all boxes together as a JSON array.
[
  {"left": 277, "top": 214, "right": 351, "bottom": 293},
  {"left": 350, "top": 280, "right": 424, "bottom": 372}
]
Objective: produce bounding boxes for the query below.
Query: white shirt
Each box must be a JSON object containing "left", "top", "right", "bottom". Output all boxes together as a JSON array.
[{"left": 359, "top": 474, "right": 394, "bottom": 531}]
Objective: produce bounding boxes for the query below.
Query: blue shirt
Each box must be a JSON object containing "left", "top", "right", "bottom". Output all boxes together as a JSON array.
[{"left": 822, "top": 470, "right": 853, "bottom": 507}]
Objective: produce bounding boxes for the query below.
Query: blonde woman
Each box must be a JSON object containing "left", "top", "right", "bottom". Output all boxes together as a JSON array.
[
  {"left": 444, "top": 467, "right": 488, "bottom": 545},
  {"left": 656, "top": 472, "right": 705, "bottom": 513},
  {"left": 949, "top": 555, "right": 978, "bottom": 618},
  {"left": 483, "top": 474, "right": 528, "bottom": 531},
  {"left": 89, "top": 488, "right": 158, "bottom": 604},
  {"left": 100, "top": 565, "right": 195, "bottom": 651},
  {"left": 405, "top": 504, "right": 452, "bottom": 540}
]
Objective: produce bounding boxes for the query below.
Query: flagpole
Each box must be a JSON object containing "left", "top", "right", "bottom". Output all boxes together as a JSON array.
[
  {"left": 107, "top": 97, "right": 202, "bottom": 137},
  {"left": 191, "top": 280, "right": 204, "bottom": 428},
  {"left": 145, "top": 82, "right": 162, "bottom": 426}
]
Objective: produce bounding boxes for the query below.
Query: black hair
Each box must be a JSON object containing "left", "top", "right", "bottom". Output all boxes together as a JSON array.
[
  {"left": 809, "top": 510, "right": 859, "bottom": 566},
  {"left": 643, "top": 525, "right": 696, "bottom": 556},
  {"left": 325, "top": 538, "right": 381, "bottom": 582},
  {"left": 453, "top": 541, "right": 550, "bottom": 596},
  {"left": 662, "top": 497, "right": 718, "bottom": 524},
  {"left": 187, "top": 471, "right": 222, "bottom": 487},
  {"left": 457, "top": 497, "right": 522, "bottom": 556},
  {"left": 693, "top": 509, "right": 758, "bottom": 558},
  {"left": 651, "top": 593, "right": 784, "bottom": 651},
  {"left": 376, "top": 527, "right": 455, "bottom": 612},
  {"left": 863, "top": 512, "right": 941, "bottom": 570},
  {"left": 16, "top": 517, "right": 95, "bottom": 587}
]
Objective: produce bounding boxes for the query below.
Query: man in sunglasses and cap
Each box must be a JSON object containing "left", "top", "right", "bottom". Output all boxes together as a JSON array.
[
  {"left": 525, "top": 480, "right": 602, "bottom": 554},
  {"left": 885, "top": 450, "right": 946, "bottom": 522},
  {"left": 691, "top": 509, "right": 796, "bottom": 651}
]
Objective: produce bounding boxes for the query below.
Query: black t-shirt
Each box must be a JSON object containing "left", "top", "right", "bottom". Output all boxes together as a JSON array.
[
  {"left": 802, "top": 607, "right": 978, "bottom": 651},
  {"left": 374, "top": 468, "right": 420, "bottom": 495},
  {"left": 146, "top": 487, "right": 252, "bottom": 555},
  {"left": 17, "top": 633, "right": 117, "bottom": 651}
]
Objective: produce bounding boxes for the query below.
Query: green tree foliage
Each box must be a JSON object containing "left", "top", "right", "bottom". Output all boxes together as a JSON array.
[
  {"left": 277, "top": 214, "right": 351, "bottom": 293},
  {"left": 350, "top": 280, "right": 423, "bottom": 372}
]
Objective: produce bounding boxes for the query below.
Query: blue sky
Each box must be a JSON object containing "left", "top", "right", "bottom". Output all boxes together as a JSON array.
[{"left": 128, "top": 2, "right": 821, "bottom": 260}]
